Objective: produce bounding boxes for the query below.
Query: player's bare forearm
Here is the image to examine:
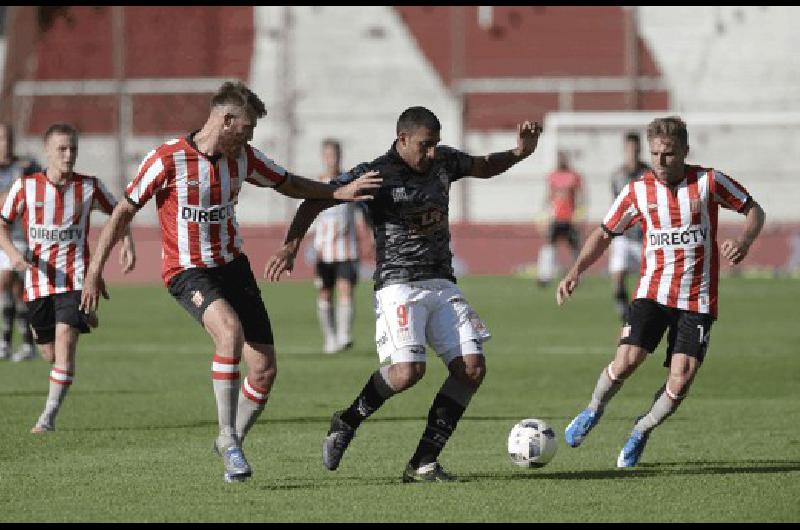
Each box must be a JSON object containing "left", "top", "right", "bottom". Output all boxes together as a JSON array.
[
  {"left": 264, "top": 199, "right": 332, "bottom": 282},
  {"left": 721, "top": 201, "right": 766, "bottom": 265},
  {"left": 284, "top": 199, "right": 334, "bottom": 251},
  {"left": 87, "top": 201, "right": 137, "bottom": 278},
  {"left": 0, "top": 223, "right": 25, "bottom": 269},
  {"left": 278, "top": 174, "right": 337, "bottom": 199},
  {"left": 568, "top": 226, "right": 612, "bottom": 278},
  {"left": 470, "top": 149, "right": 531, "bottom": 179},
  {"left": 740, "top": 201, "right": 766, "bottom": 247},
  {"left": 469, "top": 121, "right": 543, "bottom": 178},
  {"left": 556, "top": 226, "right": 612, "bottom": 306},
  {"left": 278, "top": 171, "right": 382, "bottom": 201}
]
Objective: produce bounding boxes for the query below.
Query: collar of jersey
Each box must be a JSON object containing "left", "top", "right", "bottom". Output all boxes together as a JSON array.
[{"left": 185, "top": 130, "right": 224, "bottom": 165}]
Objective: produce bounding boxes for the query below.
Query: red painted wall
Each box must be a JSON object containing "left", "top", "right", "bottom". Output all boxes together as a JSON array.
[{"left": 10, "top": 6, "right": 254, "bottom": 135}]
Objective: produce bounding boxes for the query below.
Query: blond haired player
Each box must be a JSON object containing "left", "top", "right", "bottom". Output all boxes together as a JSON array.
[{"left": 557, "top": 116, "right": 766, "bottom": 467}]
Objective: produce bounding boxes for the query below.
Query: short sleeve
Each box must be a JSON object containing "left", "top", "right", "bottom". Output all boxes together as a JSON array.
[
  {"left": 92, "top": 178, "right": 118, "bottom": 214},
  {"left": 245, "top": 146, "right": 288, "bottom": 188},
  {"left": 602, "top": 183, "right": 641, "bottom": 236},
  {"left": 0, "top": 178, "right": 25, "bottom": 224},
  {"left": 711, "top": 170, "right": 751, "bottom": 212},
  {"left": 126, "top": 148, "right": 170, "bottom": 208}
]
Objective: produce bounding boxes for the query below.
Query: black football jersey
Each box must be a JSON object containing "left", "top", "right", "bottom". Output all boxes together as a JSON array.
[{"left": 333, "top": 142, "right": 472, "bottom": 290}]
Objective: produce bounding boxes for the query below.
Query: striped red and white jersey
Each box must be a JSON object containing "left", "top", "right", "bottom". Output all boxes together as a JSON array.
[
  {"left": 312, "top": 202, "right": 361, "bottom": 263},
  {"left": 126, "top": 135, "right": 288, "bottom": 285},
  {"left": 602, "top": 166, "right": 752, "bottom": 317},
  {"left": 0, "top": 172, "right": 117, "bottom": 301}
]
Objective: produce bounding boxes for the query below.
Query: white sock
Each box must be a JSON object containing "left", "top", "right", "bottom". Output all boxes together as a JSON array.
[
  {"left": 211, "top": 354, "right": 240, "bottom": 450},
  {"left": 38, "top": 367, "right": 73, "bottom": 428},
  {"left": 537, "top": 244, "right": 556, "bottom": 282},
  {"left": 317, "top": 300, "right": 336, "bottom": 348},
  {"left": 336, "top": 300, "right": 354, "bottom": 347},
  {"left": 236, "top": 376, "right": 269, "bottom": 444}
]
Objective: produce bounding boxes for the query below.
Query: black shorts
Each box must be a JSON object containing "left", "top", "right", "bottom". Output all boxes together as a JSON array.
[
  {"left": 549, "top": 221, "right": 579, "bottom": 249},
  {"left": 315, "top": 260, "right": 359, "bottom": 290},
  {"left": 619, "top": 298, "right": 714, "bottom": 367},
  {"left": 167, "top": 254, "right": 274, "bottom": 345},
  {"left": 26, "top": 291, "right": 92, "bottom": 344}
]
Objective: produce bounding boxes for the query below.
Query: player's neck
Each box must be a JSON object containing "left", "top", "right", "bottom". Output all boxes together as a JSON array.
[
  {"left": 45, "top": 168, "right": 71, "bottom": 186},
  {"left": 193, "top": 126, "right": 224, "bottom": 158}
]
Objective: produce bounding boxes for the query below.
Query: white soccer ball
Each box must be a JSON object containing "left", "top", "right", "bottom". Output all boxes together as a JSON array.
[{"left": 507, "top": 418, "right": 558, "bottom": 468}]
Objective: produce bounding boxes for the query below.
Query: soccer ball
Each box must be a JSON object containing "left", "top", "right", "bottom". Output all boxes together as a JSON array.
[{"left": 507, "top": 418, "right": 558, "bottom": 468}]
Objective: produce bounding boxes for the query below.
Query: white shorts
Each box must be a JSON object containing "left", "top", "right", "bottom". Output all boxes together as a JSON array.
[
  {"left": 0, "top": 241, "right": 28, "bottom": 271},
  {"left": 608, "top": 237, "right": 641, "bottom": 274},
  {"left": 374, "top": 279, "right": 491, "bottom": 366}
]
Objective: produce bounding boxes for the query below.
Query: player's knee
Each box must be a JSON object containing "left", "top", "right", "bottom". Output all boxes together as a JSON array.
[
  {"left": 390, "top": 362, "right": 425, "bottom": 391},
  {"left": 249, "top": 364, "right": 277, "bottom": 390},
  {"left": 615, "top": 345, "right": 646, "bottom": 377},
  {"left": 462, "top": 363, "right": 486, "bottom": 390},
  {"left": 449, "top": 355, "right": 486, "bottom": 390},
  {"left": 210, "top": 318, "right": 244, "bottom": 354},
  {"left": 39, "top": 343, "right": 55, "bottom": 363}
]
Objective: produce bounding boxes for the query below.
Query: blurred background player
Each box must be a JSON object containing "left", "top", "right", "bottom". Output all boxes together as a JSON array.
[
  {"left": 0, "top": 122, "right": 39, "bottom": 361},
  {"left": 608, "top": 132, "right": 649, "bottom": 321},
  {"left": 267, "top": 108, "right": 543, "bottom": 482},
  {"left": 0, "top": 123, "right": 135, "bottom": 433},
  {"left": 312, "top": 139, "right": 373, "bottom": 354},
  {"left": 557, "top": 116, "right": 766, "bottom": 468},
  {"left": 537, "top": 150, "right": 583, "bottom": 287}
]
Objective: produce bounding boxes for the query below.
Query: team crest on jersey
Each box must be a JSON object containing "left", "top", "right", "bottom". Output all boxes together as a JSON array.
[
  {"left": 392, "top": 187, "right": 410, "bottom": 202},
  {"left": 191, "top": 290, "right": 204, "bottom": 307}
]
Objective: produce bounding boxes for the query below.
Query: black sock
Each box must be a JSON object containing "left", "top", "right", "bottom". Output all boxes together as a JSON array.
[
  {"left": 16, "top": 308, "right": 33, "bottom": 346},
  {"left": 2, "top": 304, "right": 15, "bottom": 345},
  {"left": 614, "top": 286, "right": 629, "bottom": 321},
  {"left": 339, "top": 371, "right": 391, "bottom": 429},
  {"left": 408, "top": 393, "right": 466, "bottom": 468}
]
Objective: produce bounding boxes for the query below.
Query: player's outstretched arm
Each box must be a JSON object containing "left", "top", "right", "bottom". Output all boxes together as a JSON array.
[
  {"left": 468, "top": 121, "right": 543, "bottom": 179},
  {"left": 81, "top": 201, "right": 138, "bottom": 312},
  {"left": 264, "top": 199, "right": 334, "bottom": 282},
  {"left": 276, "top": 171, "right": 382, "bottom": 201},
  {"left": 556, "top": 226, "right": 613, "bottom": 306},
  {"left": 720, "top": 200, "right": 766, "bottom": 265}
]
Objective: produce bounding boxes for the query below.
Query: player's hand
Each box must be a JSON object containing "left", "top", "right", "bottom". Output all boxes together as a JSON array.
[
  {"left": 80, "top": 273, "right": 110, "bottom": 313},
  {"left": 10, "top": 253, "right": 31, "bottom": 274},
  {"left": 332, "top": 171, "right": 382, "bottom": 202},
  {"left": 556, "top": 273, "right": 580, "bottom": 306},
  {"left": 720, "top": 238, "right": 751, "bottom": 265},
  {"left": 264, "top": 245, "right": 296, "bottom": 282},
  {"left": 119, "top": 239, "right": 136, "bottom": 274},
  {"left": 516, "top": 121, "right": 544, "bottom": 157}
]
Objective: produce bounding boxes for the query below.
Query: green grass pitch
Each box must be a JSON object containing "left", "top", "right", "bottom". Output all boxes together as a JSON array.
[{"left": 1, "top": 276, "right": 798, "bottom": 522}]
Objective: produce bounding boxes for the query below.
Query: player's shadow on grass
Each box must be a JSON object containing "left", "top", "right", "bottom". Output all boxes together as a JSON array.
[{"left": 459, "top": 459, "right": 800, "bottom": 482}]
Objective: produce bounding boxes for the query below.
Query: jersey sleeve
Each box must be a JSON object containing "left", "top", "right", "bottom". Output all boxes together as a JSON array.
[
  {"left": 245, "top": 146, "right": 288, "bottom": 188},
  {"left": 126, "top": 148, "right": 170, "bottom": 208},
  {"left": 437, "top": 145, "right": 473, "bottom": 182},
  {"left": 711, "top": 170, "right": 752, "bottom": 212},
  {"left": 0, "top": 178, "right": 25, "bottom": 224},
  {"left": 92, "top": 178, "right": 118, "bottom": 214},
  {"left": 601, "top": 183, "right": 641, "bottom": 236}
]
